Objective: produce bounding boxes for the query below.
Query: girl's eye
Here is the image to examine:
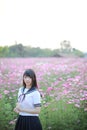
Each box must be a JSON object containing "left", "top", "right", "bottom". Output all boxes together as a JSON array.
[
  {"left": 24, "top": 76, "right": 31, "bottom": 79},
  {"left": 24, "top": 76, "right": 27, "bottom": 78}
]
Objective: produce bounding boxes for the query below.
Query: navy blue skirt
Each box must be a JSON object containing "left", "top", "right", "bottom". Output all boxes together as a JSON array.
[{"left": 14, "top": 115, "right": 42, "bottom": 130}]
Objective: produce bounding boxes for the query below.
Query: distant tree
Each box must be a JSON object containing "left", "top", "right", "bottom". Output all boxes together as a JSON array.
[
  {"left": 52, "top": 49, "right": 62, "bottom": 57},
  {"left": 23, "top": 47, "right": 42, "bottom": 57},
  {"left": 0, "top": 43, "right": 84, "bottom": 58},
  {"left": 72, "top": 48, "right": 84, "bottom": 57},
  {"left": 42, "top": 48, "right": 53, "bottom": 57},
  {"left": 9, "top": 44, "right": 24, "bottom": 57},
  {"left": 17, "top": 43, "right": 24, "bottom": 57},
  {"left": 0, "top": 46, "right": 9, "bottom": 57},
  {"left": 60, "top": 40, "right": 72, "bottom": 53}
]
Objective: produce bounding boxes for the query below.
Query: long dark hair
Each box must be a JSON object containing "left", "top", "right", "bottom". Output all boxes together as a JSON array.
[{"left": 23, "top": 69, "right": 38, "bottom": 88}]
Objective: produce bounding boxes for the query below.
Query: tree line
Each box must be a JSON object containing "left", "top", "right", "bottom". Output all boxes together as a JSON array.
[{"left": 0, "top": 41, "right": 84, "bottom": 57}]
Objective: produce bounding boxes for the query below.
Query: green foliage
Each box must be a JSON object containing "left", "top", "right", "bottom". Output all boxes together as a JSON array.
[
  {"left": 40, "top": 99, "right": 87, "bottom": 130},
  {"left": 0, "top": 92, "right": 17, "bottom": 130},
  {"left": 9, "top": 44, "right": 24, "bottom": 57},
  {"left": 73, "top": 48, "right": 84, "bottom": 57},
  {"left": 0, "top": 46, "right": 9, "bottom": 57},
  {"left": 0, "top": 44, "right": 85, "bottom": 57}
]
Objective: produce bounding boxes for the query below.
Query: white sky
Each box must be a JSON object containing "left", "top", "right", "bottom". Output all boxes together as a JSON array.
[{"left": 0, "top": 0, "right": 87, "bottom": 52}]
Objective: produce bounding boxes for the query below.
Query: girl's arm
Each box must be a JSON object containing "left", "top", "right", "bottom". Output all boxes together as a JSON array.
[
  {"left": 21, "top": 107, "right": 41, "bottom": 114},
  {"left": 16, "top": 103, "right": 41, "bottom": 114},
  {"left": 14, "top": 103, "right": 20, "bottom": 113}
]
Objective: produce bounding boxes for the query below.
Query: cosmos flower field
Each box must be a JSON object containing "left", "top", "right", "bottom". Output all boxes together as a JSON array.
[{"left": 0, "top": 57, "right": 87, "bottom": 130}]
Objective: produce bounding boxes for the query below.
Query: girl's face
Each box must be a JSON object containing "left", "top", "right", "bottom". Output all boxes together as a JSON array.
[{"left": 23, "top": 75, "right": 32, "bottom": 87}]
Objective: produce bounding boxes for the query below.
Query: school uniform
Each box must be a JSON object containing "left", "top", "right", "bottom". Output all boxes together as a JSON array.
[{"left": 14, "top": 87, "right": 42, "bottom": 130}]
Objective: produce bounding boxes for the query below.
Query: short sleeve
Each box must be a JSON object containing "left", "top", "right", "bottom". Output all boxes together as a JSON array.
[{"left": 33, "top": 91, "right": 41, "bottom": 107}]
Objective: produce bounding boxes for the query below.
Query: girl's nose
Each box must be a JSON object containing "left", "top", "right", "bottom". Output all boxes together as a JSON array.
[{"left": 26, "top": 77, "right": 30, "bottom": 80}]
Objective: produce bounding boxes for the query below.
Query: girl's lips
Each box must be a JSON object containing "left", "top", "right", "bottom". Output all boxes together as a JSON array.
[{"left": 26, "top": 82, "right": 30, "bottom": 83}]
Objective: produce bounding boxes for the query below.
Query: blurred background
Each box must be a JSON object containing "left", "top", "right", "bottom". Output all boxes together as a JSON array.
[{"left": 0, "top": 0, "right": 87, "bottom": 58}]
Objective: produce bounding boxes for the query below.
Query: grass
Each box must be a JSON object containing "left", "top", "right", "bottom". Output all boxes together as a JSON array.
[{"left": 40, "top": 99, "right": 87, "bottom": 130}]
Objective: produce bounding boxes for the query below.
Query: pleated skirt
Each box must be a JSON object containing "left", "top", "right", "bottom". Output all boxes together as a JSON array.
[{"left": 14, "top": 115, "right": 42, "bottom": 130}]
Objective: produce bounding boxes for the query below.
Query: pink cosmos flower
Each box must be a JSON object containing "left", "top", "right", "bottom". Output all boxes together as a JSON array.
[
  {"left": 4, "top": 90, "right": 9, "bottom": 95},
  {"left": 46, "top": 87, "right": 53, "bottom": 93}
]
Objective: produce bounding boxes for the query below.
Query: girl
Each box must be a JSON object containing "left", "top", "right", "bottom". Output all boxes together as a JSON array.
[{"left": 14, "top": 69, "right": 42, "bottom": 130}]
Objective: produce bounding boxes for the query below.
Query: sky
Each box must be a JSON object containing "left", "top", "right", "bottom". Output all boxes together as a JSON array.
[{"left": 0, "top": 0, "right": 87, "bottom": 52}]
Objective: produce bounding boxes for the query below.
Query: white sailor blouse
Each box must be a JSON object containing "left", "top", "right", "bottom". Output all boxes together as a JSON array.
[{"left": 17, "top": 87, "right": 41, "bottom": 116}]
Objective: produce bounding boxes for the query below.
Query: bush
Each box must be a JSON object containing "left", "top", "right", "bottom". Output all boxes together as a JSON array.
[{"left": 0, "top": 91, "right": 17, "bottom": 130}]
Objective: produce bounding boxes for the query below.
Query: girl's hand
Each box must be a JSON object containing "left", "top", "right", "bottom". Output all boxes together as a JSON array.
[
  {"left": 14, "top": 107, "right": 20, "bottom": 113},
  {"left": 16, "top": 102, "right": 21, "bottom": 108},
  {"left": 14, "top": 102, "right": 22, "bottom": 113},
  {"left": 15, "top": 103, "right": 22, "bottom": 112}
]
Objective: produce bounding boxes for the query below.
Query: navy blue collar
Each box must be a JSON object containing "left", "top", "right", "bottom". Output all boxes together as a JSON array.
[{"left": 22, "top": 87, "right": 37, "bottom": 94}]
